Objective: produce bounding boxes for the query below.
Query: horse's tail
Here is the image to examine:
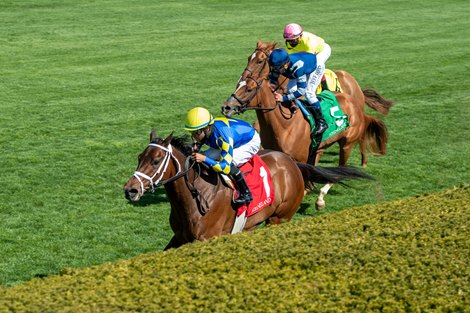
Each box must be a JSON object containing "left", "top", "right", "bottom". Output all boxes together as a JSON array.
[
  {"left": 296, "top": 163, "right": 374, "bottom": 190},
  {"left": 362, "top": 115, "right": 388, "bottom": 156},
  {"left": 362, "top": 88, "right": 394, "bottom": 116}
]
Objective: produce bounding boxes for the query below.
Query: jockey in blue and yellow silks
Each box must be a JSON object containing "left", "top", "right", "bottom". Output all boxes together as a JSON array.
[{"left": 184, "top": 107, "right": 261, "bottom": 204}]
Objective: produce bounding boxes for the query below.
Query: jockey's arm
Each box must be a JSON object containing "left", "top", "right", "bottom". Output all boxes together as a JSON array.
[
  {"left": 282, "top": 74, "right": 307, "bottom": 102},
  {"left": 203, "top": 136, "right": 234, "bottom": 175},
  {"left": 301, "top": 32, "right": 325, "bottom": 55}
]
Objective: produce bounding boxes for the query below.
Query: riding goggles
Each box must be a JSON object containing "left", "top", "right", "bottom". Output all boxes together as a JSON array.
[{"left": 271, "top": 63, "right": 288, "bottom": 74}]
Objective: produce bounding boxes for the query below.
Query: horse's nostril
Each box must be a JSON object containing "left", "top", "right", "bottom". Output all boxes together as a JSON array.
[{"left": 124, "top": 188, "right": 138, "bottom": 200}]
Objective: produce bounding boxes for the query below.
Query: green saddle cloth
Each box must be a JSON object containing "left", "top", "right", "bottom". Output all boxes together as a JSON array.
[
  {"left": 317, "top": 90, "right": 349, "bottom": 140},
  {"left": 297, "top": 91, "right": 349, "bottom": 146}
]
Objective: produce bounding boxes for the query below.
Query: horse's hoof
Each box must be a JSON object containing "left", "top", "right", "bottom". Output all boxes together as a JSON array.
[{"left": 315, "top": 200, "right": 325, "bottom": 210}]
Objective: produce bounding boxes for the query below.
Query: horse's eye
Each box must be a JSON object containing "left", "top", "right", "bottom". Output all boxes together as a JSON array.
[
  {"left": 246, "top": 87, "right": 253, "bottom": 93},
  {"left": 257, "top": 59, "right": 263, "bottom": 64},
  {"left": 152, "top": 159, "right": 160, "bottom": 166}
]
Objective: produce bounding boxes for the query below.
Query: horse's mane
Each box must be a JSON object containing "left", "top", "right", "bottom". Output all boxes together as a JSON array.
[
  {"left": 257, "top": 40, "right": 279, "bottom": 51},
  {"left": 151, "top": 135, "right": 193, "bottom": 156}
]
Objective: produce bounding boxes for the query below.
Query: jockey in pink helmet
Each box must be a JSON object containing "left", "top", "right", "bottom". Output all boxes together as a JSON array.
[
  {"left": 283, "top": 22, "right": 332, "bottom": 91},
  {"left": 283, "top": 23, "right": 304, "bottom": 41},
  {"left": 283, "top": 23, "right": 331, "bottom": 61}
]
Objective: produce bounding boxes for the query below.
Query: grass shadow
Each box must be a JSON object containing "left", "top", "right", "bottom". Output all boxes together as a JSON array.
[
  {"left": 296, "top": 202, "right": 313, "bottom": 215},
  {"left": 125, "top": 189, "right": 168, "bottom": 207}
]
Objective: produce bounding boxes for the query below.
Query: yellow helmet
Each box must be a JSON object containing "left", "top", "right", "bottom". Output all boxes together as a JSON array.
[{"left": 184, "top": 107, "right": 214, "bottom": 131}]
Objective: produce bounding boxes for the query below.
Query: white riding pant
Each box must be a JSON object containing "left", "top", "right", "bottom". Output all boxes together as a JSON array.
[
  {"left": 316, "top": 43, "right": 331, "bottom": 66},
  {"left": 287, "top": 43, "right": 332, "bottom": 105},
  {"left": 203, "top": 131, "right": 261, "bottom": 167}
]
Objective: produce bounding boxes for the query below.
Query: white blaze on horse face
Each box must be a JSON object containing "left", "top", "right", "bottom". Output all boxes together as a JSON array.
[
  {"left": 236, "top": 80, "right": 247, "bottom": 92},
  {"left": 250, "top": 51, "right": 257, "bottom": 61}
]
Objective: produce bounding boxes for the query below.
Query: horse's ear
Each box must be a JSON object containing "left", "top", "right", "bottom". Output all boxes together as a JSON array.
[
  {"left": 150, "top": 128, "right": 156, "bottom": 142},
  {"left": 256, "top": 39, "right": 262, "bottom": 48},
  {"left": 163, "top": 132, "right": 173, "bottom": 146}
]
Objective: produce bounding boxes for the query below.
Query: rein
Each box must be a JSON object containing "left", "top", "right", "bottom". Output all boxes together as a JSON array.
[
  {"left": 231, "top": 76, "right": 265, "bottom": 108},
  {"left": 182, "top": 158, "right": 211, "bottom": 215},
  {"left": 243, "top": 75, "right": 289, "bottom": 113}
]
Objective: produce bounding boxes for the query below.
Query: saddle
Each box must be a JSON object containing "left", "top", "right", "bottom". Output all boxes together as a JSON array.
[{"left": 316, "top": 69, "right": 343, "bottom": 94}]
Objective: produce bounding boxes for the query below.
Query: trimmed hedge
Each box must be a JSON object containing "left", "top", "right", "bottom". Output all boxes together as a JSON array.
[{"left": 1, "top": 186, "right": 468, "bottom": 312}]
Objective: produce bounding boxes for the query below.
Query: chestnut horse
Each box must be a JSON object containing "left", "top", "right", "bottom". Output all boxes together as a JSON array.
[
  {"left": 221, "top": 43, "right": 389, "bottom": 208},
  {"left": 230, "top": 41, "right": 394, "bottom": 167},
  {"left": 123, "top": 130, "right": 372, "bottom": 249}
]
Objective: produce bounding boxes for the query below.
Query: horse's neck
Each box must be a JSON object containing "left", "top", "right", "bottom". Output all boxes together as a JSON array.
[
  {"left": 164, "top": 152, "right": 227, "bottom": 231},
  {"left": 164, "top": 150, "right": 198, "bottom": 205},
  {"left": 256, "top": 81, "right": 310, "bottom": 155},
  {"left": 256, "top": 81, "right": 302, "bottom": 131}
]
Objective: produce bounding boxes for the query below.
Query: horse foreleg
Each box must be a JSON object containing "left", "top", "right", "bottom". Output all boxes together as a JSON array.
[
  {"left": 339, "top": 143, "right": 354, "bottom": 166},
  {"left": 316, "top": 183, "right": 334, "bottom": 210},
  {"left": 164, "top": 235, "right": 183, "bottom": 250},
  {"left": 314, "top": 148, "right": 324, "bottom": 166},
  {"left": 359, "top": 140, "right": 368, "bottom": 168}
]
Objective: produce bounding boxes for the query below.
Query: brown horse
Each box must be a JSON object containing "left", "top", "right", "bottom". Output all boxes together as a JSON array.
[
  {"left": 231, "top": 40, "right": 394, "bottom": 167},
  {"left": 221, "top": 43, "right": 389, "bottom": 208},
  {"left": 123, "top": 130, "right": 372, "bottom": 249}
]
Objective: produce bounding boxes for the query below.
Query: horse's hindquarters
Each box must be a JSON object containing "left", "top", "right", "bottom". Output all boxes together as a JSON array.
[{"left": 259, "top": 150, "right": 304, "bottom": 221}]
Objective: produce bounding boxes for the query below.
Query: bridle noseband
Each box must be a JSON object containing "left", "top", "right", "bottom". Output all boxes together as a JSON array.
[
  {"left": 230, "top": 75, "right": 265, "bottom": 109},
  {"left": 132, "top": 143, "right": 211, "bottom": 215},
  {"left": 133, "top": 143, "right": 182, "bottom": 196}
]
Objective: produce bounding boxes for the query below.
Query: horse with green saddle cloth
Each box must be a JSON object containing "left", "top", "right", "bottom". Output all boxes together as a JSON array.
[
  {"left": 222, "top": 41, "right": 392, "bottom": 209},
  {"left": 295, "top": 90, "right": 349, "bottom": 151}
]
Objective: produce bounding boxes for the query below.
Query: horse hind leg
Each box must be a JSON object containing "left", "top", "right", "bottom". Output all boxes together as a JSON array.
[
  {"left": 316, "top": 183, "right": 333, "bottom": 210},
  {"left": 316, "top": 141, "right": 351, "bottom": 209},
  {"left": 267, "top": 200, "right": 299, "bottom": 224},
  {"left": 359, "top": 140, "right": 368, "bottom": 168},
  {"left": 314, "top": 148, "right": 324, "bottom": 166},
  {"left": 338, "top": 141, "right": 354, "bottom": 166}
]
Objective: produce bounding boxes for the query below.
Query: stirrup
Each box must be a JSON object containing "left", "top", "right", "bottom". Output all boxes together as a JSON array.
[
  {"left": 234, "top": 193, "right": 253, "bottom": 204},
  {"left": 313, "top": 123, "right": 327, "bottom": 137}
]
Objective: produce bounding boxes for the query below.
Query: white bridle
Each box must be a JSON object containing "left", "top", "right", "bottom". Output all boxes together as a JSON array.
[{"left": 133, "top": 143, "right": 182, "bottom": 196}]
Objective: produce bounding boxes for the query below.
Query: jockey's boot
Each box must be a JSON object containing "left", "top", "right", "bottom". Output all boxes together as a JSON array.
[
  {"left": 310, "top": 102, "right": 328, "bottom": 137},
  {"left": 230, "top": 166, "right": 253, "bottom": 204}
]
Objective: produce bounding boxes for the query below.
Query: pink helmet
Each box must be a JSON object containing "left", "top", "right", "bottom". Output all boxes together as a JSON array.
[{"left": 283, "top": 23, "right": 303, "bottom": 40}]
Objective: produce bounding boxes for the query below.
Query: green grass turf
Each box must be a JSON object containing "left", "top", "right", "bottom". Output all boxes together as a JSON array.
[{"left": 0, "top": 0, "right": 469, "bottom": 285}]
